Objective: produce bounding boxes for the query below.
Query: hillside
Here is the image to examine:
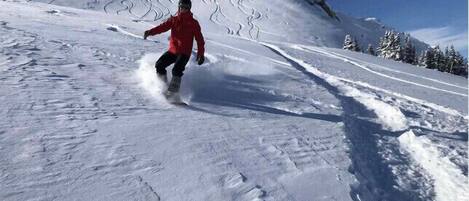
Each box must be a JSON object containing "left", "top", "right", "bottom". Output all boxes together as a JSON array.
[
  {"left": 31, "top": 0, "right": 428, "bottom": 50},
  {"left": 1, "top": 0, "right": 467, "bottom": 201}
]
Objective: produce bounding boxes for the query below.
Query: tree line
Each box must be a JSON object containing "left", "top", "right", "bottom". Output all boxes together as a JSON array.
[{"left": 343, "top": 31, "right": 468, "bottom": 77}]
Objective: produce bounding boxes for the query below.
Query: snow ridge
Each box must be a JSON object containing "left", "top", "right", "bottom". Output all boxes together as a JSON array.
[{"left": 399, "top": 131, "right": 469, "bottom": 201}]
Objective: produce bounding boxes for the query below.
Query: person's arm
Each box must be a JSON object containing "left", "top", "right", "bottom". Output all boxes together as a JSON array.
[
  {"left": 144, "top": 17, "right": 173, "bottom": 39},
  {"left": 194, "top": 21, "right": 205, "bottom": 63}
]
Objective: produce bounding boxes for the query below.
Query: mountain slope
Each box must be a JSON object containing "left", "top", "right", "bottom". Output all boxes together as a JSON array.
[
  {"left": 31, "top": 0, "right": 428, "bottom": 50},
  {"left": 1, "top": 1, "right": 467, "bottom": 201}
]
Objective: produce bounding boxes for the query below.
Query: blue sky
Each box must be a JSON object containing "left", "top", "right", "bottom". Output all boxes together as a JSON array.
[{"left": 328, "top": 0, "right": 468, "bottom": 56}]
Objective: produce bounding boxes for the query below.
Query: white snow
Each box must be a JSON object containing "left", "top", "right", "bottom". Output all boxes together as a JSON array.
[
  {"left": 398, "top": 130, "right": 469, "bottom": 201},
  {"left": 336, "top": 78, "right": 466, "bottom": 117},
  {"left": 1, "top": 0, "right": 467, "bottom": 201},
  {"left": 261, "top": 42, "right": 408, "bottom": 132},
  {"left": 364, "top": 17, "right": 379, "bottom": 22},
  {"left": 297, "top": 45, "right": 467, "bottom": 97},
  {"left": 135, "top": 53, "right": 172, "bottom": 105}
]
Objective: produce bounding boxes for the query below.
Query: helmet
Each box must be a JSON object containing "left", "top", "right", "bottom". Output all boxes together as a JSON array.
[{"left": 178, "top": 0, "right": 191, "bottom": 9}]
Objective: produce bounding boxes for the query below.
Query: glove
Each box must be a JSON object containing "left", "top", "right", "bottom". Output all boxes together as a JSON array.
[
  {"left": 144, "top": 30, "right": 150, "bottom": 40},
  {"left": 197, "top": 56, "right": 205, "bottom": 65}
]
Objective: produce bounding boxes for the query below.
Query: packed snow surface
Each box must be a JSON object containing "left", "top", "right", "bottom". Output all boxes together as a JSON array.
[{"left": 1, "top": 0, "right": 467, "bottom": 201}]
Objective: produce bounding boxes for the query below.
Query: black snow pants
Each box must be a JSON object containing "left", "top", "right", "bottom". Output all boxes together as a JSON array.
[{"left": 155, "top": 51, "right": 190, "bottom": 77}]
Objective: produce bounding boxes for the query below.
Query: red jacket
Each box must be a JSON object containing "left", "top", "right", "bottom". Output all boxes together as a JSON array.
[{"left": 148, "top": 11, "right": 205, "bottom": 58}]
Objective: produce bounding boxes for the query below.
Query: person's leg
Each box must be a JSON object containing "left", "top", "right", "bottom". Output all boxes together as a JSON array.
[
  {"left": 155, "top": 52, "right": 177, "bottom": 76},
  {"left": 167, "top": 54, "right": 190, "bottom": 93},
  {"left": 172, "top": 54, "right": 190, "bottom": 77}
]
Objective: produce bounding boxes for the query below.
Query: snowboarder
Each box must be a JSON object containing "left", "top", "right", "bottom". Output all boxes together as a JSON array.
[{"left": 143, "top": 0, "right": 205, "bottom": 98}]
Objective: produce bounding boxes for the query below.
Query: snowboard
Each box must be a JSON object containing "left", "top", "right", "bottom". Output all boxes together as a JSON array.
[{"left": 164, "top": 91, "right": 188, "bottom": 106}]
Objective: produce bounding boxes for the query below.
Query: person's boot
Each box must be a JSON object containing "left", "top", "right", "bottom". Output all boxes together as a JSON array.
[
  {"left": 166, "top": 76, "right": 182, "bottom": 94},
  {"left": 157, "top": 73, "right": 168, "bottom": 84}
]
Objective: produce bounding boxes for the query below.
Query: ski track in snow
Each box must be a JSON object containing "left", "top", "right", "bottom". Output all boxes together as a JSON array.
[
  {"left": 261, "top": 42, "right": 408, "bottom": 132},
  {"left": 2, "top": 1, "right": 468, "bottom": 201},
  {"left": 260, "top": 41, "right": 467, "bottom": 201},
  {"left": 325, "top": 48, "right": 467, "bottom": 91},
  {"left": 297, "top": 45, "right": 467, "bottom": 97},
  {"left": 336, "top": 78, "right": 466, "bottom": 117},
  {"left": 100, "top": 0, "right": 265, "bottom": 40},
  {"left": 399, "top": 131, "right": 468, "bottom": 201},
  {"left": 104, "top": 0, "right": 172, "bottom": 22}
]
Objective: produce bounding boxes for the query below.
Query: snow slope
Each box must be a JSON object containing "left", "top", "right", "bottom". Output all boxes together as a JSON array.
[
  {"left": 1, "top": 0, "right": 467, "bottom": 201},
  {"left": 30, "top": 0, "right": 428, "bottom": 50}
]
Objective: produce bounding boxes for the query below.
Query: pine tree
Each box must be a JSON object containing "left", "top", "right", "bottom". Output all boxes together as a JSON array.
[
  {"left": 402, "top": 35, "right": 417, "bottom": 64},
  {"left": 367, "top": 44, "right": 376, "bottom": 56},
  {"left": 446, "top": 45, "right": 457, "bottom": 73},
  {"left": 440, "top": 47, "right": 448, "bottom": 71},
  {"left": 456, "top": 52, "right": 466, "bottom": 67},
  {"left": 433, "top": 45, "right": 445, "bottom": 71},
  {"left": 411, "top": 46, "right": 418, "bottom": 64},
  {"left": 378, "top": 31, "right": 402, "bottom": 61},
  {"left": 462, "top": 64, "right": 469, "bottom": 77},
  {"left": 343, "top": 34, "right": 360, "bottom": 52},
  {"left": 462, "top": 63, "right": 469, "bottom": 77},
  {"left": 452, "top": 51, "right": 467, "bottom": 76},
  {"left": 378, "top": 31, "right": 391, "bottom": 58},
  {"left": 422, "top": 47, "right": 435, "bottom": 69},
  {"left": 353, "top": 38, "right": 361, "bottom": 52},
  {"left": 343, "top": 34, "right": 354, "bottom": 51},
  {"left": 390, "top": 32, "right": 402, "bottom": 61},
  {"left": 418, "top": 51, "right": 426, "bottom": 67}
]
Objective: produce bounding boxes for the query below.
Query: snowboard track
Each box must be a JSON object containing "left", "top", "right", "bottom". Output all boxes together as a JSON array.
[{"left": 262, "top": 43, "right": 435, "bottom": 201}]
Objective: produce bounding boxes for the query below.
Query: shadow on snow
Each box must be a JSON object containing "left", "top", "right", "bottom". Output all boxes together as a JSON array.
[{"left": 185, "top": 71, "right": 342, "bottom": 123}]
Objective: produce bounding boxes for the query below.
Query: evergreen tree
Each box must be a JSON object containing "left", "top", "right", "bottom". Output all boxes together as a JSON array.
[
  {"left": 443, "top": 46, "right": 450, "bottom": 72},
  {"left": 353, "top": 38, "right": 361, "bottom": 52},
  {"left": 422, "top": 47, "right": 435, "bottom": 69},
  {"left": 456, "top": 64, "right": 467, "bottom": 77},
  {"left": 418, "top": 45, "right": 468, "bottom": 77},
  {"left": 378, "top": 31, "right": 391, "bottom": 58},
  {"left": 446, "top": 45, "right": 457, "bottom": 73},
  {"left": 418, "top": 51, "right": 426, "bottom": 67},
  {"left": 452, "top": 51, "right": 467, "bottom": 76},
  {"left": 343, "top": 34, "right": 354, "bottom": 50},
  {"left": 378, "top": 31, "right": 402, "bottom": 61},
  {"left": 433, "top": 45, "right": 445, "bottom": 71},
  {"left": 402, "top": 35, "right": 417, "bottom": 64},
  {"left": 343, "top": 34, "right": 360, "bottom": 52},
  {"left": 411, "top": 46, "right": 418, "bottom": 64},
  {"left": 390, "top": 32, "right": 402, "bottom": 61},
  {"left": 367, "top": 44, "right": 376, "bottom": 56},
  {"left": 455, "top": 52, "right": 465, "bottom": 67}
]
